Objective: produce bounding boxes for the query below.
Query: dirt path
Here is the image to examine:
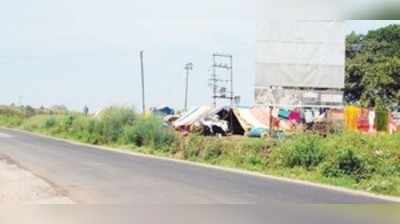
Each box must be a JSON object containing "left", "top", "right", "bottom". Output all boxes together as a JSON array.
[{"left": 0, "top": 154, "right": 73, "bottom": 204}]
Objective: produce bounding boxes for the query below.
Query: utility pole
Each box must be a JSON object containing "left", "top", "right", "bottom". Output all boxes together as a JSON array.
[
  {"left": 184, "top": 62, "right": 193, "bottom": 111},
  {"left": 139, "top": 51, "right": 146, "bottom": 114}
]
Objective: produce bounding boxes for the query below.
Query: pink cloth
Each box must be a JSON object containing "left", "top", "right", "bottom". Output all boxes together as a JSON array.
[{"left": 289, "top": 111, "right": 301, "bottom": 122}]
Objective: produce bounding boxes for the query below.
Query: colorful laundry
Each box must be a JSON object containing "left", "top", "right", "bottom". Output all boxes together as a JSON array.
[
  {"left": 288, "top": 110, "right": 301, "bottom": 122},
  {"left": 344, "top": 106, "right": 361, "bottom": 131},
  {"left": 278, "top": 108, "right": 290, "bottom": 119},
  {"left": 357, "top": 108, "right": 369, "bottom": 132}
]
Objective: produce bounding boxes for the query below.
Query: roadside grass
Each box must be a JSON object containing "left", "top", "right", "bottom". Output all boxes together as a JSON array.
[{"left": 1, "top": 106, "right": 400, "bottom": 197}]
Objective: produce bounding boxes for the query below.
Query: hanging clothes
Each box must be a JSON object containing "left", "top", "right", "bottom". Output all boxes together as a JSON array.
[
  {"left": 278, "top": 108, "right": 290, "bottom": 120},
  {"left": 272, "top": 108, "right": 279, "bottom": 118},
  {"left": 288, "top": 110, "right": 301, "bottom": 123},
  {"left": 389, "top": 114, "right": 397, "bottom": 134},
  {"left": 304, "top": 109, "right": 314, "bottom": 124},
  {"left": 368, "top": 110, "right": 375, "bottom": 133},
  {"left": 344, "top": 106, "right": 361, "bottom": 131},
  {"left": 357, "top": 108, "right": 369, "bottom": 132}
]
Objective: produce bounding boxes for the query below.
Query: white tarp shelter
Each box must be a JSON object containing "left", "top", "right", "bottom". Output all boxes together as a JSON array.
[{"left": 173, "top": 105, "right": 214, "bottom": 128}]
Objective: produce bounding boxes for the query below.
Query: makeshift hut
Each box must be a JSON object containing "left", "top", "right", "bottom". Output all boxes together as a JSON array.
[{"left": 173, "top": 105, "right": 214, "bottom": 129}]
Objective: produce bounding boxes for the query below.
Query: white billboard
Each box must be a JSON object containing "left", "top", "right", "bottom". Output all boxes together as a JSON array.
[{"left": 256, "top": 20, "right": 345, "bottom": 89}]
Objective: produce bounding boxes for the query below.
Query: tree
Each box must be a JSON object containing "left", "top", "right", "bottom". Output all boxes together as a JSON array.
[{"left": 345, "top": 24, "right": 400, "bottom": 108}]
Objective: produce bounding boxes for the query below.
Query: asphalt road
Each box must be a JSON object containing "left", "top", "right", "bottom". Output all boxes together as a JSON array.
[{"left": 0, "top": 128, "right": 396, "bottom": 223}]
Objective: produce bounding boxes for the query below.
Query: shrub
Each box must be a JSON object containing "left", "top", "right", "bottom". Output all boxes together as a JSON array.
[
  {"left": 43, "top": 116, "right": 56, "bottom": 129},
  {"left": 376, "top": 110, "right": 389, "bottom": 132},
  {"left": 202, "top": 140, "right": 223, "bottom": 161},
  {"left": 63, "top": 115, "right": 74, "bottom": 129},
  {"left": 322, "top": 148, "right": 368, "bottom": 180},
  {"left": 0, "top": 107, "right": 25, "bottom": 118},
  {"left": 21, "top": 115, "right": 52, "bottom": 131},
  {"left": 97, "top": 107, "right": 137, "bottom": 143},
  {"left": 179, "top": 135, "right": 207, "bottom": 160},
  {"left": 0, "top": 116, "right": 24, "bottom": 127},
  {"left": 272, "top": 134, "right": 325, "bottom": 170},
  {"left": 0, "top": 107, "right": 26, "bottom": 127},
  {"left": 320, "top": 132, "right": 381, "bottom": 181},
  {"left": 375, "top": 99, "right": 389, "bottom": 132},
  {"left": 123, "top": 115, "right": 176, "bottom": 148}
]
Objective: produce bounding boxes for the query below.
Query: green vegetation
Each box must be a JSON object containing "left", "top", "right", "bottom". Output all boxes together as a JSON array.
[
  {"left": 346, "top": 24, "right": 400, "bottom": 108},
  {"left": 1, "top": 105, "right": 399, "bottom": 197}
]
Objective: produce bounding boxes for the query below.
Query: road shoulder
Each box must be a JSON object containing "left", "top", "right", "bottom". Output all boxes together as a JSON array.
[{"left": 0, "top": 153, "right": 73, "bottom": 204}]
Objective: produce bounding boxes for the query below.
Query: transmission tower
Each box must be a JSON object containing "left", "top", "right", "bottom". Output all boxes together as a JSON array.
[{"left": 209, "top": 53, "right": 239, "bottom": 107}]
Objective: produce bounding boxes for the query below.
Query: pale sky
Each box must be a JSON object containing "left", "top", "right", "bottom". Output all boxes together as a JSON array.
[{"left": 0, "top": 0, "right": 399, "bottom": 111}]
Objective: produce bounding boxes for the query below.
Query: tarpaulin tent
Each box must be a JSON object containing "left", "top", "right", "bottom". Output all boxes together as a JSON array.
[
  {"left": 152, "top": 106, "right": 175, "bottom": 116},
  {"left": 233, "top": 108, "right": 268, "bottom": 134},
  {"left": 250, "top": 106, "right": 271, "bottom": 127},
  {"left": 173, "top": 105, "right": 214, "bottom": 128}
]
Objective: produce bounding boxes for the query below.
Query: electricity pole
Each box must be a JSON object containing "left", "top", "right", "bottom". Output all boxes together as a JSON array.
[
  {"left": 184, "top": 63, "right": 193, "bottom": 111},
  {"left": 140, "top": 51, "right": 146, "bottom": 114}
]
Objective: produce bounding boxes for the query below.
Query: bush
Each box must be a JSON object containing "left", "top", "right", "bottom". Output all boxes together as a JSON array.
[
  {"left": 181, "top": 135, "right": 204, "bottom": 159},
  {"left": 202, "top": 140, "right": 223, "bottom": 161},
  {"left": 63, "top": 115, "right": 74, "bottom": 129},
  {"left": 97, "top": 107, "right": 137, "bottom": 143},
  {"left": 375, "top": 99, "right": 389, "bottom": 132},
  {"left": 67, "top": 116, "right": 100, "bottom": 144},
  {"left": 273, "top": 134, "right": 325, "bottom": 170},
  {"left": 123, "top": 115, "right": 176, "bottom": 148},
  {"left": 0, "top": 107, "right": 26, "bottom": 127},
  {"left": 0, "top": 116, "right": 24, "bottom": 127},
  {"left": 321, "top": 148, "right": 368, "bottom": 181},
  {"left": 44, "top": 116, "right": 56, "bottom": 129},
  {"left": 320, "top": 132, "right": 400, "bottom": 181},
  {"left": 21, "top": 115, "right": 52, "bottom": 131},
  {"left": 0, "top": 107, "right": 25, "bottom": 118}
]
